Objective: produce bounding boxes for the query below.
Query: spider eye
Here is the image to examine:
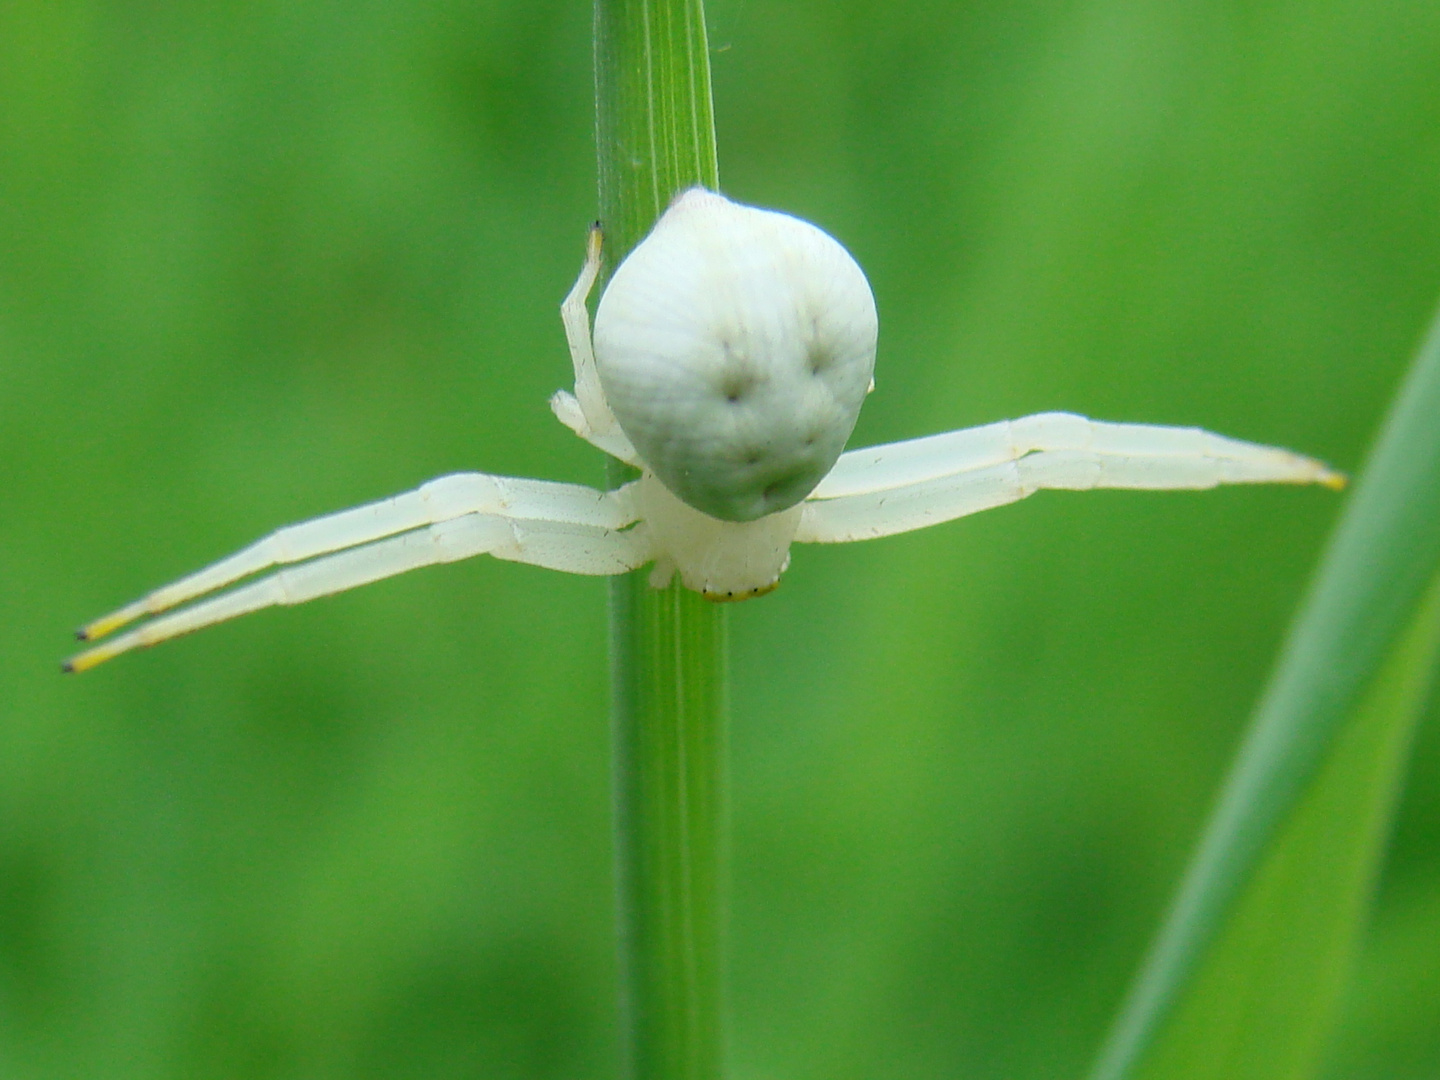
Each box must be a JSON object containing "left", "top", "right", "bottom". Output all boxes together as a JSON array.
[{"left": 593, "top": 188, "right": 878, "bottom": 523}]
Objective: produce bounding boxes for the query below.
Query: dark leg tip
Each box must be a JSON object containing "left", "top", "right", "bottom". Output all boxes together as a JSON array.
[
  {"left": 61, "top": 660, "right": 75, "bottom": 674},
  {"left": 74, "top": 627, "right": 89, "bottom": 641}
]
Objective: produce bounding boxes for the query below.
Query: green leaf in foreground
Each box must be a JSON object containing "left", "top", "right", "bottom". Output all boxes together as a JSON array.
[
  {"left": 1092, "top": 301, "right": 1440, "bottom": 1080},
  {"left": 1135, "top": 570, "right": 1440, "bottom": 1080}
]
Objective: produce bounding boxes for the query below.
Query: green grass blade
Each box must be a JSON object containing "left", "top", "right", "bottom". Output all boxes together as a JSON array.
[
  {"left": 609, "top": 584, "right": 729, "bottom": 1080},
  {"left": 1091, "top": 302, "right": 1440, "bottom": 1080},
  {"left": 593, "top": 3, "right": 727, "bottom": 1079},
  {"left": 1134, "top": 571, "right": 1440, "bottom": 1079},
  {"left": 595, "top": 0, "right": 718, "bottom": 258}
]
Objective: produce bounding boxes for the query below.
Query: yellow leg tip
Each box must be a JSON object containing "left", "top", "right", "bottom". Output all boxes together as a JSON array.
[
  {"left": 80, "top": 610, "right": 134, "bottom": 642},
  {"left": 63, "top": 644, "right": 118, "bottom": 674}
]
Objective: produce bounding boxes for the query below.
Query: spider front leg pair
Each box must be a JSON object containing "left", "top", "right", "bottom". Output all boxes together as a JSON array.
[{"left": 66, "top": 189, "right": 1342, "bottom": 672}]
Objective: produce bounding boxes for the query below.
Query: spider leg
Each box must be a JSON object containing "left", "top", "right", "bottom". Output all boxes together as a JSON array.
[
  {"left": 551, "top": 224, "right": 642, "bottom": 465},
  {"left": 76, "top": 474, "right": 640, "bottom": 643},
  {"left": 67, "top": 512, "right": 651, "bottom": 672},
  {"left": 797, "top": 412, "right": 1344, "bottom": 543}
]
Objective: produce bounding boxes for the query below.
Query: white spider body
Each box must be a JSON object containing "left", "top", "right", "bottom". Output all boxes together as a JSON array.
[
  {"left": 631, "top": 471, "right": 801, "bottom": 599},
  {"left": 594, "top": 189, "right": 877, "bottom": 523},
  {"left": 68, "top": 189, "right": 1342, "bottom": 671}
]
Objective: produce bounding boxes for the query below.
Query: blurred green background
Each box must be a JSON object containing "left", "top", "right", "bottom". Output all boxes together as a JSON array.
[{"left": 3, "top": 0, "right": 1439, "bottom": 1077}]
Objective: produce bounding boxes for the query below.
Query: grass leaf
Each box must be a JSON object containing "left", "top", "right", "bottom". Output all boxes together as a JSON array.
[
  {"left": 1135, "top": 570, "right": 1440, "bottom": 1079},
  {"left": 1092, "top": 303, "right": 1440, "bottom": 1080}
]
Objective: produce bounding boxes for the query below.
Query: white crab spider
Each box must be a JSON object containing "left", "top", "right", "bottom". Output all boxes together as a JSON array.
[{"left": 67, "top": 188, "right": 1342, "bottom": 672}]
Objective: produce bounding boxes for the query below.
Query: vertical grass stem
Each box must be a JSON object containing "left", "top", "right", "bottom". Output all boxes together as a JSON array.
[{"left": 594, "top": 3, "right": 725, "bottom": 1078}]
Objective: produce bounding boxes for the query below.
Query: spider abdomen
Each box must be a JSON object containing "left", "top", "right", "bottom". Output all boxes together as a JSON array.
[{"left": 594, "top": 188, "right": 878, "bottom": 522}]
